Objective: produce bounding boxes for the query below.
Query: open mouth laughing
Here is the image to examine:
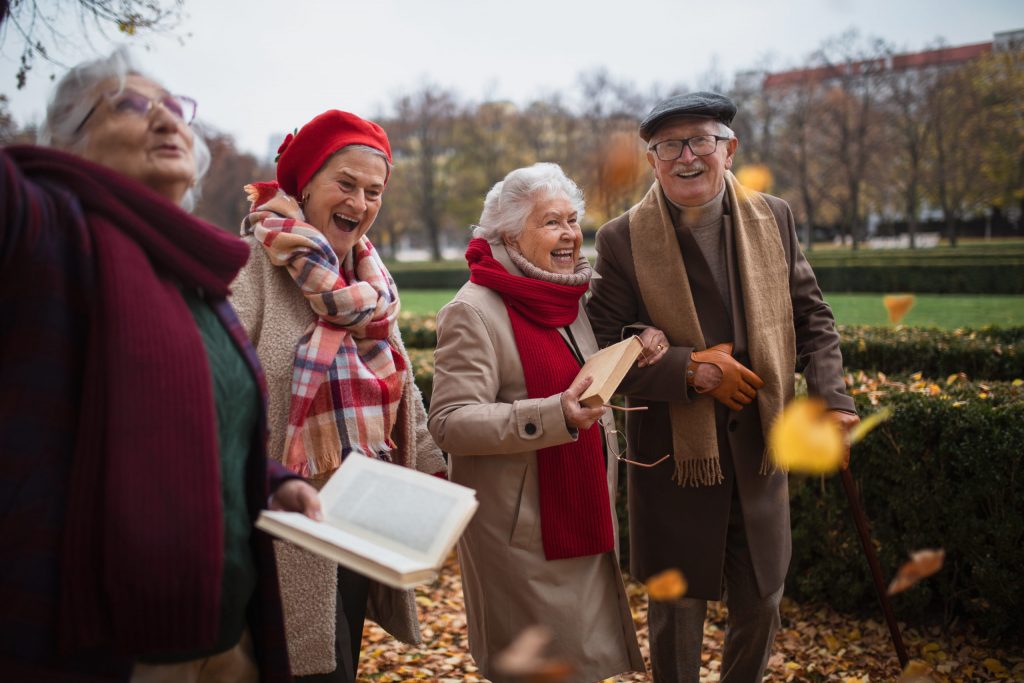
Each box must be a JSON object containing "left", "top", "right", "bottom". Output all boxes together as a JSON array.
[{"left": 332, "top": 212, "right": 361, "bottom": 232}]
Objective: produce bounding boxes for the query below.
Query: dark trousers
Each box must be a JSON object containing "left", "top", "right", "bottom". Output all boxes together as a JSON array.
[
  {"left": 647, "top": 485, "right": 783, "bottom": 683},
  {"left": 295, "top": 566, "right": 370, "bottom": 683}
]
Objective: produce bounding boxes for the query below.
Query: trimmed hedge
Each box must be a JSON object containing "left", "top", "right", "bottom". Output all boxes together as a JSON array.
[
  {"left": 810, "top": 264, "right": 1024, "bottom": 294},
  {"left": 788, "top": 383, "right": 1024, "bottom": 640},
  {"left": 386, "top": 248, "right": 1024, "bottom": 293},
  {"left": 839, "top": 325, "right": 1023, "bottom": 381},
  {"left": 402, "top": 316, "right": 1024, "bottom": 380}
]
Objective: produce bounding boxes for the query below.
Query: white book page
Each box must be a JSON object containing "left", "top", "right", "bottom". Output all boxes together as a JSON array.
[{"left": 320, "top": 455, "right": 475, "bottom": 565}]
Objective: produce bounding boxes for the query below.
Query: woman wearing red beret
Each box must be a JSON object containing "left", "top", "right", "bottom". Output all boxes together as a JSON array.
[{"left": 230, "top": 110, "right": 446, "bottom": 682}]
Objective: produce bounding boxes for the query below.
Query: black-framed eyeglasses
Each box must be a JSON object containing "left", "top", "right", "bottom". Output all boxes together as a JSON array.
[
  {"left": 650, "top": 135, "right": 731, "bottom": 161},
  {"left": 74, "top": 89, "right": 198, "bottom": 134}
]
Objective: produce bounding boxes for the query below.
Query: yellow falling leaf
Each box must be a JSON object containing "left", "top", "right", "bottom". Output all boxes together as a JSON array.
[
  {"left": 848, "top": 406, "right": 893, "bottom": 445},
  {"left": 1013, "top": 379, "right": 1023, "bottom": 387},
  {"left": 946, "top": 373, "right": 960, "bottom": 386},
  {"left": 910, "top": 371, "right": 923, "bottom": 381},
  {"left": 645, "top": 568, "right": 688, "bottom": 602},
  {"left": 735, "top": 164, "right": 773, "bottom": 193},
  {"left": 769, "top": 397, "right": 844, "bottom": 474},
  {"left": 888, "top": 548, "right": 945, "bottom": 595},
  {"left": 883, "top": 294, "right": 916, "bottom": 324}
]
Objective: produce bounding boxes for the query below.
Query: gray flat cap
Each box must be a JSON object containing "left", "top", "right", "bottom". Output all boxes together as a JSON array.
[{"left": 639, "top": 91, "right": 737, "bottom": 141}]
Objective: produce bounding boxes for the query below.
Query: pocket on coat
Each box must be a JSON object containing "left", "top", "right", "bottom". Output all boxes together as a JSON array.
[{"left": 508, "top": 462, "right": 537, "bottom": 550}]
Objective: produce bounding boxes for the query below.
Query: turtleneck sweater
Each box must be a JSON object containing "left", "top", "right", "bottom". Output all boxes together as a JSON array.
[{"left": 667, "top": 184, "right": 731, "bottom": 315}]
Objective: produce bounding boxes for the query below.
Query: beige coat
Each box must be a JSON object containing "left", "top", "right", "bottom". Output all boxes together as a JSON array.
[
  {"left": 230, "top": 237, "right": 445, "bottom": 676},
  {"left": 428, "top": 239, "right": 644, "bottom": 683}
]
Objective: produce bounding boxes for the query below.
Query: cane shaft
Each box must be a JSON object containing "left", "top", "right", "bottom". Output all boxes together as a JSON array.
[{"left": 840, "top": 467, "right": 910, "bottom": 668}]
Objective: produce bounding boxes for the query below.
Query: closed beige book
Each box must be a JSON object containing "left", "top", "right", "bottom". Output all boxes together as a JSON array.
[
  {"left": 256, "top": 454, "right": 478, "bottom": 589},
  {"left": 577, "top": 335, "right": 644, "bottom": 408}
]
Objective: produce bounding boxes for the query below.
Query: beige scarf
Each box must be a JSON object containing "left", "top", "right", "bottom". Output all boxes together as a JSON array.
[{"left": 628, "top": 171, "right": 796, "bottom": 486}]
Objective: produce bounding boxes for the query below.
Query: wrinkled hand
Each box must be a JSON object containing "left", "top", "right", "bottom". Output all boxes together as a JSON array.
[
  {"left": 560, "top": 374, "right": 607, "bottom": 430},
  {"left": 828, "top": 409, "right": 861, "bottom": 470},
  {"left": 636, "top": 328, "right": 669, "bottom": 368},
  {"left": 269, "top": 479, "right": 324, "bottom": 521},
  {"left": 689, "top": 342, "right": 765, "bottom": 411}
]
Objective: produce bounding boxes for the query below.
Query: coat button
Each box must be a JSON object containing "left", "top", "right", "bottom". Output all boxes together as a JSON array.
[
  {"left": 728, "top": 419, "right": 738, "bottom": 433},
  {"left": 525, "top": 422, "right": 537, "bottom": 435}
]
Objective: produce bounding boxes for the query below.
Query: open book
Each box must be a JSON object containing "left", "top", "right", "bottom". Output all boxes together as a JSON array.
[
  {"left": 256, "top": 454, "right": 478, "bottom": 589},
  {"left": 577, "top": 335, "right": 645, "bottom": 408}
]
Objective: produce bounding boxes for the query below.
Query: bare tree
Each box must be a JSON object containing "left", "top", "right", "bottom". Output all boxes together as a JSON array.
[
  {"left": 1, "top": 0, "right": 186, "bottom": 88},
  {"left": 385, "top": 86, "right": 459, "bottom": 261},
  {"left": 880, "top": 61, "right": 937, "bottom": 248},
  {"left": 812, "top": 31, "right": 891, "bottom": 250}
]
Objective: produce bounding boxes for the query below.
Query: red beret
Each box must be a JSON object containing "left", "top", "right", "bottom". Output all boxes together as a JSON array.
[{"left": 275, "top": 110, "right": 393, "bottom": 198}]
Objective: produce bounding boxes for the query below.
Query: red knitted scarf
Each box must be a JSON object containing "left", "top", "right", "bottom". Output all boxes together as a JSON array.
[
  {"left": 466, "top": 238, "right": 614, "bottom": 560},
  {"left": 9, "top": 146, "right": 248, "bottom": 655}
]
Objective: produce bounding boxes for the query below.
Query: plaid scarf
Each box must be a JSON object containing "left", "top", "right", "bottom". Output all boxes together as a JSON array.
[{"left": 243, "top": 184, "right": 405, "bottom": 477}]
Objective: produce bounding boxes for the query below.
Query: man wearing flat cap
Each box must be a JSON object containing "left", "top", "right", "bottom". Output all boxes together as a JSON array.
[{"left": 587, "top": 92, "right": 859, "bottom": 681}]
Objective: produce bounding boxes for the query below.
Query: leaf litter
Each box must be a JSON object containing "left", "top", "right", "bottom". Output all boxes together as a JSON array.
[{"left": 356, "top": 553, "right": 1024, "bottom": 682}]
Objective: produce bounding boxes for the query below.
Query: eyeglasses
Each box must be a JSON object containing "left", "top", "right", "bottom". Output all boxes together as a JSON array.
[
  {"left": 74, "top": 89, "right": 198, "bottom": 134},
  {"left": 650, "top": 135, "right": 731, "bottom": 161},
  {"left": 603, "top": 405, "right": 673, "bottom": 469}
]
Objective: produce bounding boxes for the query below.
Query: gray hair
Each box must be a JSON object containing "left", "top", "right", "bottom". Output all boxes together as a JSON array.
[
  {"left": 473, "top": 163, "right": 585, "bottom": 241},
  {"left": 38, "top": 46, "right": 210, "bottom": 211},
  {"left": 312, "top": 144, "right": 393, "bottom": 188}
]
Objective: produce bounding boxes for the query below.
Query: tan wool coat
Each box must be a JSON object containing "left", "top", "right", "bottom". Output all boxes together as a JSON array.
[
  {"left": 230, "top": 237, "right": 446, "bottom": 676},
  {"left": 428, "top": 239, "right": 645, "bottom": 683}
]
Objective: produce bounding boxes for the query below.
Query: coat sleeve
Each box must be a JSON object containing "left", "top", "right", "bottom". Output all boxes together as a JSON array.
[
  {"left": 776, "top": 198, "right": 856, "bottom": 413},
  {"left": 427, "top": 298, "right": 576, "bottom": 456},
  {"left": 587, "top": 219, "right": 692, "bottom": 404}
]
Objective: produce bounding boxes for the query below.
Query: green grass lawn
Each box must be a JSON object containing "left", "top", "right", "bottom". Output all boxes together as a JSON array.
[{"left": 400, "top": 290, "right": 1024, "bottom": 329}]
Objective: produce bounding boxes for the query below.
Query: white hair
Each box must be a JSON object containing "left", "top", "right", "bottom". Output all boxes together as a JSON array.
[
  {"left": 473, "top": 163, "right": 585, "bottom": 241},
  {"left": 38, "top": 46, "right": 210, "bottom": 211}
]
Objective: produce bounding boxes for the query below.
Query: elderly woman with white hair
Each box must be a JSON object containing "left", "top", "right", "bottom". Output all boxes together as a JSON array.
[
  {"left": 0, "top": 46, "right": 318, "bottom": 681},
  {"left": 428, "top": 163, "right": 667, "bottom": 682}
]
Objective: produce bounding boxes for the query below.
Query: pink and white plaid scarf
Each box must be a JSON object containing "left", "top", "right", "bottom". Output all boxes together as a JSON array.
[{"left": 243, "top": 184, "right": 405, "bottom": 477}]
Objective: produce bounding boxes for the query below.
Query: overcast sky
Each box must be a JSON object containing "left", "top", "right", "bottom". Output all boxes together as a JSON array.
[{"left": 1, "top": 0, "right": 1021, "bottom": 157}]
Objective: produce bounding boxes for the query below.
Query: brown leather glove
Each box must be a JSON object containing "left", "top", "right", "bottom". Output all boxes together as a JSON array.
[{"left": 687, "top": 342, "right": 765, "bottom": 411}]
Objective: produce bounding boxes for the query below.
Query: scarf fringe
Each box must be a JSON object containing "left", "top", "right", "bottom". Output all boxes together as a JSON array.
[{"left": 672, "top": 456, "right": 725, "bottom": 487}]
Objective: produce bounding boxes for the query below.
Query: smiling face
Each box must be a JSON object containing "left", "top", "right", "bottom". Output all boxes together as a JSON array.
[
  {"left": 505, "top": 193, "right": 582, "bottom": 275},
  {"left": 646, "top": 116, "right": 737, "bottom": 208},
  {"left": 300, "top": 147, "right": 388, "bottom": 257},
  {"left": 77, "top": 74, "right": 196, "bottom": 204}
]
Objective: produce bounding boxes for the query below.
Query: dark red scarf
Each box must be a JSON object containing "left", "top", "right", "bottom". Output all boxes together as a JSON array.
[
  {"left": 8, "top": 146, "right": 249, "bottom": 655},
  {"left": 466, "top": 238, "right": 613, "bottom": 560}
]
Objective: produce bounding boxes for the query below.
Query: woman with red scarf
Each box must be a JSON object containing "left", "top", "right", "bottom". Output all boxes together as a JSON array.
[
  {"left": 230, "top": 110, "right": 446, "bottom": 682},
  {"left": 428, "top": 163, "right": 668, "bottom": 682},
  {"left": 0, "top": 48, "right": 319, "bottom": 681}
]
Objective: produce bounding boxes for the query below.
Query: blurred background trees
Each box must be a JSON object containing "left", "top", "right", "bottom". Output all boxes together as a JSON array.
[{"left": 2, "top": 27, "right": 1020, "bottom": 257}]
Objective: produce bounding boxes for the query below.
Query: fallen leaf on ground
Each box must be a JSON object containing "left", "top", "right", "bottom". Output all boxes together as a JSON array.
[
  {"left": 898, "top": 659, "right": 937, "bottom": 681},
  {"left": 888, "top": 549, "right": 945, "bottom": 595}
]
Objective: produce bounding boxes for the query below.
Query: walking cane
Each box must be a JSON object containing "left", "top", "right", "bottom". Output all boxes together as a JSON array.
[{"left": 840, "top": 466, "right": 909, "bottom": 668}]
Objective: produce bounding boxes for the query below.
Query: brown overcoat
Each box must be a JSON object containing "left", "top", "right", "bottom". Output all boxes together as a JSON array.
[
  {"left": 428, "top": 239, "right": 645, "bottom": 683},
  {"left": 586, "top": 187, "right": 854, "bottom": 600}
]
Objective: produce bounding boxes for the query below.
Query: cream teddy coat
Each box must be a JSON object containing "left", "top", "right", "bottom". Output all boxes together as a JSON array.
[{"left": 230, "top": 237, "right": 445, "bottom": 676}]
